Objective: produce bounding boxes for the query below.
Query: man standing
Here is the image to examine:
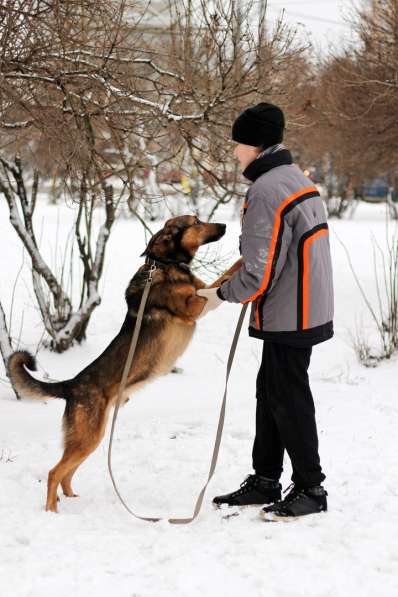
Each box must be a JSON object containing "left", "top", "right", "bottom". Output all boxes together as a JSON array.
[{"left": 197, "top": 102, "right": 334, "bottom": 521}]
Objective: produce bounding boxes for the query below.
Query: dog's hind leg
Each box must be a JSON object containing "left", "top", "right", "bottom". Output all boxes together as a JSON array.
[
  {"left": 46, "top": 435, "right": 105, "bottom": 512},
  {"left": 46, "top": 401, "right": 110, "bottom": 512},
  {"left": 46, "top": 449, "right": 87, "bottom": 512},
  {"left": 61, "top": 462, "right": 83, "bottom": 498}
]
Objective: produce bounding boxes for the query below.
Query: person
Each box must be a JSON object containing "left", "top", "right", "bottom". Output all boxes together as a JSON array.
[{"left": 197, "top": 102, "right": 334, "bottom": 521}]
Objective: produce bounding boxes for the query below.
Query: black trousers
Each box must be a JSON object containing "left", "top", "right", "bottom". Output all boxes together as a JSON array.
[{"left": 252, "top": 341, "right": 326, "bottom": 488}]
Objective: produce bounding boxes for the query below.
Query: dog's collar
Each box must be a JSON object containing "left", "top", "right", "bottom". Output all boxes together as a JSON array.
[{"left": 144, "top": 257, "right": 191, "bottom": 273}]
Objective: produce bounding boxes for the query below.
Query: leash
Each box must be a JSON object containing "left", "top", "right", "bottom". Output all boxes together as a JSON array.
[{"left": 107, "top": 262, "right": 248, "bottom": 524}]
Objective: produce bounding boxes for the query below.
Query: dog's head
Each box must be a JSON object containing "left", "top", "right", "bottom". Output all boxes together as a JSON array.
[{"left": 141, "top": 215, "right": 226, "bottom": 263}]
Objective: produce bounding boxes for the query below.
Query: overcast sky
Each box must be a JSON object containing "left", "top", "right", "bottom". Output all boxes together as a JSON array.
[{"left": 266, "top": 0, "right": 362, "bottom": 54}]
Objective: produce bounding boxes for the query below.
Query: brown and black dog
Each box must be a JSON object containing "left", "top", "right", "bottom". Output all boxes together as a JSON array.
[{"left": 8, "top": 215, "right": 242, "bottom": 512}]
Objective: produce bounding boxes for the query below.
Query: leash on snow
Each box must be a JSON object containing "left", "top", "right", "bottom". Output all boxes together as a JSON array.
[{"left": 107, "top": 261, "right": 248, "bottom": 524}]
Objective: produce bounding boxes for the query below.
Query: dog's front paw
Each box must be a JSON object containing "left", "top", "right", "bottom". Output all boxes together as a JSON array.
[{"left": 45, "top": 502, "right": 59, "bottom": 513}]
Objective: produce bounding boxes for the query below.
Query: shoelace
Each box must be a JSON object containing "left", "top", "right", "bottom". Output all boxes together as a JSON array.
[
  {"left": 230, "top": 474, "right": 258, "bottom": 498},
  {"left": 283, "top": 482, "right": 295, "bottom": 496},
  {"left": 282, "top": 483, "right": 327, "bottom": 500},
  {"left": 273, "top": 484, "right": 326, "bottom": 514},
  {"left": 275, "top": 483, "right": 303, "bottom": 507}
]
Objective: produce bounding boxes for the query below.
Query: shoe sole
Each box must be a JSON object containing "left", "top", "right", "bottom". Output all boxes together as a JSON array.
[
  {"left": 259, "top": 511, "right": 297, "bottom": 522},
  {"left": 212, "top": 499, "right": 278, "bottom": 511},
  {"left": 259, "top": 510, "right": 327, "bottom": 522},
  {"left": 212, "top": 502, "right": 262, "bottom": 511}
]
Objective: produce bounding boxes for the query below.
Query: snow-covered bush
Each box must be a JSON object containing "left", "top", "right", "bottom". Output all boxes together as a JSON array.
[{"left": 342, "top": 216, "right": 398, "bottom": 365}]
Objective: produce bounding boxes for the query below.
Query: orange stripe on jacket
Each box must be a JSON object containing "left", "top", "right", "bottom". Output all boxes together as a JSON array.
[
  {"left": 242, "top": 186, "right": 318, "bottom": 307},
  {"left": 302, "top": 228, "right": 329, "bottom": 330}
]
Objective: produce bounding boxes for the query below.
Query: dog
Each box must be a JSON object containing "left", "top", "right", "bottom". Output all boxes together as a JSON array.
[{"left": 8, "top": 215, "right": 242, "bottom": 512}]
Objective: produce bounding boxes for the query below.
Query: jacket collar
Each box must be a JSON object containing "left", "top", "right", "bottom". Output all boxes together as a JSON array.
[{"left": 242, "top": 146, "right": 293, "bottom": 182}]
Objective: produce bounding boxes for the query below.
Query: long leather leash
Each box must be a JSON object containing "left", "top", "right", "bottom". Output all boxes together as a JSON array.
[{"left": 107, "top": 262, "right": 248, "bottom": 523}]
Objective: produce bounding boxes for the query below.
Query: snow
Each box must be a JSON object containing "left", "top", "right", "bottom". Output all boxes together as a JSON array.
[{"left": 0, "top": 198, "right": 397, "bottom": 597}]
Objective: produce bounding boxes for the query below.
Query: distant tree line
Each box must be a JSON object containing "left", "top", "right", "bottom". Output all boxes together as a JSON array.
[{"left": 294, "top": 0, "right": 398, "bottom": 218}]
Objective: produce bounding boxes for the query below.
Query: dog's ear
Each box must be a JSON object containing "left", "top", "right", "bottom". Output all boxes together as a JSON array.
[
  {"left": 141, "top": 229, "right": 173, "bottom": 257},
  {"left": 140, "top": 236, "right": 154, "bottom": 257}
]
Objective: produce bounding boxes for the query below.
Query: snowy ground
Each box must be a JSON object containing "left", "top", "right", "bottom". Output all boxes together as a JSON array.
[{"left": 0, "top": 198, "right": 397, "bottom": 597}]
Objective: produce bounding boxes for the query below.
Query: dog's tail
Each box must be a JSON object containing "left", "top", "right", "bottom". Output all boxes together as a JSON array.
[{"left": 7, "top": 351, "right": 66, "bottom": 400}]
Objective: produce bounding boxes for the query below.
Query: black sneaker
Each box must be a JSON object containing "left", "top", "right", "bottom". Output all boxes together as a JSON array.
[
  {"left": 260, "top": 483, "right": 328, "bottom": 521},
  {"left": 213, "top": 474, "right": 282, "bottom": 508}
]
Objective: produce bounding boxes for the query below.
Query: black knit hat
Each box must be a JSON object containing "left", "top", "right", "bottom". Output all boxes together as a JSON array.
[{"left": 232, "top": 102, "right": 285, "bottom": 148}]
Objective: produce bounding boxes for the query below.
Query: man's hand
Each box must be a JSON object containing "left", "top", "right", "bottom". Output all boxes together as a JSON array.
[{"left": 197, "top": 287, "right": 224, "bottom": 318}]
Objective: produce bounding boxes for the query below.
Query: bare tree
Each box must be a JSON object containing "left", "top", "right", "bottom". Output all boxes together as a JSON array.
[
  {"left": 0, "top": 155, "right": 120, "bottom": 351},
  {"left": 0, "top": 299, "right": 12, "bottom": 370},
  {"left": 0, "top": 0, "right": 309, "bottom": 359},
  {"left": 0, "top": 0, "right": 310, "bottom": 218},
  {"left": 0, "top": 297, "right": 22, "bottom": 398},
  {"left": 302, "top": 0, "right": 398, "bottom": 215}
]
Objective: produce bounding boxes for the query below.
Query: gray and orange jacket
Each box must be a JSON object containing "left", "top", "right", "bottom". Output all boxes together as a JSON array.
[{"left": 218, "top": 145, "right": 334, "bottom": 347}]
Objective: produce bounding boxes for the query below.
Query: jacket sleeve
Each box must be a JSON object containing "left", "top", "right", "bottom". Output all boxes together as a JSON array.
[{"left": 219, "top": 185, "right": 292, "bottom": 304}]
